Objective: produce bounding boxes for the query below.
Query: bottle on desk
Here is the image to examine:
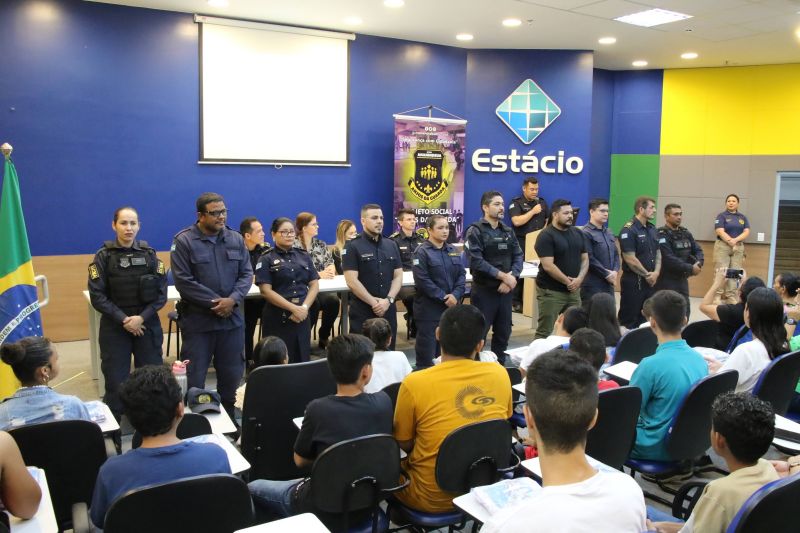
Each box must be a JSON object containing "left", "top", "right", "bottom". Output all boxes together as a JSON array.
[{"left": 172, "top": 360, "right": 189, "bottom": 400}]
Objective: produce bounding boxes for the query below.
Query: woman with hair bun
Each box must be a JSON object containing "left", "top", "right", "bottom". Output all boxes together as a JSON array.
[
  {"left": 0, "top": 337, "right": 91, "bottom": 430},
  {"left": 362, "top": 318, "right": 411, "bottom": 393}
]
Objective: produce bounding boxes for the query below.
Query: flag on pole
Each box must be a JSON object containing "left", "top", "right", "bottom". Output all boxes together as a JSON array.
[{"left": 0, "top": 154, "right": 43, "bottom": 395}]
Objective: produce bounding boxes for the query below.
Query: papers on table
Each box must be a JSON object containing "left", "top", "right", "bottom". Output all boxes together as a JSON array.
[
  {"left": 602, "top": 361, "right": 638, "bottom": 383},
  {"left": 774, "top": 414, "right": 800, "bottom": 452},
  {"left": 8, "top": 467, "right": 58, "bottom": 533},
  {"left": 184, "top": 434, "right": 250, "bottom": 474},
  {"left": 86, "top": 400, "right": 120, "bottom": 433},
  {"left": 506, "top": 346, "right": 530, "bottom": 367},
  {"left": 234, "top": 513, "right": 330, "bottom": 532},
  {"left": 454, "top": 478, "right": 541, "bottom": 525}
]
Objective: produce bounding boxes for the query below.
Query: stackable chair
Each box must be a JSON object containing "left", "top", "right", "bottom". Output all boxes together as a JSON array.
[
  {"left": 504, "top": 366, "right": 527, "bottom": 429},
  {"left": 752, "top": 350, "right": 800, "bottom": 417},
  {"left": 726, "top": 474, "right": 800, "bottom": 533},
  {"left": 585, "top": 386, "right": 642, "bottom": 471},
  {"left": 612, "top": 327, "right": 658, "bottom": 365},
  {"left": 681, "top": 320, "right": 720, "bottom": 348},
  {"left": 381, "top": 382, "right": 402, "bottom": 411},
  {"left": 131, "top": 412, "right": 212, "bottom": 449}
]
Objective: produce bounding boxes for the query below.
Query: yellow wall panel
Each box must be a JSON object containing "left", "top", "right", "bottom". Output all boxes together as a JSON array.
[{"left": 662, "top": 64, "right": 800, "bottom": 155}]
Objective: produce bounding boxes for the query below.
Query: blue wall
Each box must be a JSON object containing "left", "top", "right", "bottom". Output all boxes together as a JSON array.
[
  {"left": 611, "top": 70, "right": 663, "bottom": 155},
  {"left": 1, "top": 0, "right": 610, "bottom": 255},
  {"left": 589, "top": 69, "right": 614, "bottom": 202}
]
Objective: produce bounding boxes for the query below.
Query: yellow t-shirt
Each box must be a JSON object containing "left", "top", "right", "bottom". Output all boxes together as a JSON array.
[{"left": 393, "top": 358, "right": 512, "bottom": 512}]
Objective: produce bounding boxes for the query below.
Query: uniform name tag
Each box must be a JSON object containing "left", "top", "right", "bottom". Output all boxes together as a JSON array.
[
  {"left": 658, "top": 238, "right": 666, "bottom": 244},
  {"left": 621, "top": 234, "right": 628, "bottom": 239},
  {"left": 361, "top": 253, "right": 375, "bottom": 259},
  {"left": 131, "top": 257, "right": 147, "bottom": 266},
  {"left": 498, "top": 243, "right": 508, "bottom": 250}
]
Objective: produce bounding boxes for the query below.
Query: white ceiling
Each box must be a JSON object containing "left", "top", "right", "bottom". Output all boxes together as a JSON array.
[{"left": 88, "top": 0, "right": 800, "bottom": 70}]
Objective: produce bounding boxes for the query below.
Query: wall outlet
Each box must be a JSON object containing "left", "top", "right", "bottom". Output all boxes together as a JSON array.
[{"left": 757, "top": 232, "right": 765, "bottom": 242}]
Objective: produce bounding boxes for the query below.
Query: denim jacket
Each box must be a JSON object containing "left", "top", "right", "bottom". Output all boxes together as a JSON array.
[{"left": 0, "top": 386, "right": 92, "bottom": 430}]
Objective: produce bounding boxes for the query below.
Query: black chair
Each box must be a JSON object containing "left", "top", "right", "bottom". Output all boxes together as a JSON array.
[
  {"left": 131, "top": 413, "right": 212, "bottom": 449},
  {"left": 612, "top": 327, "right": 658, "bottom": 365},
  {"left": 682, "top": 320, "right": 720, "bottom": 348},
  {"left": 9, "top": 420, "right": 108, "bottom": 529},
  {"left": 726, "top": 474, "right": 800, "bottom": 533},
  {"left": 309, "top": 434, "right": 408, "bottom": 532},
  {"left": 241, "top": 359, "right": 336, "bottom": 480},
  {"left": 752, "top": 350, "right": 800, "bottom": 416},
  {"left": 91, "top": 474, "right": 253, "bottom": 533},
  {"left": 504, "top": 366, "right": 527, "bottom": 428},
  {"left": 165, "top": 269, "right": 181, "bottom": 359},
  {"left": 585, "top": 386, "right": 642, "bottom": 470},
  {"left": 388, "top": 418, "right": 519, "bottom": 530},
  {"left": 625, "top": 370, "right": 739, "bottom": 506},
  {"left": 381, "top": 382, "right": 401, "bottom": 410}
]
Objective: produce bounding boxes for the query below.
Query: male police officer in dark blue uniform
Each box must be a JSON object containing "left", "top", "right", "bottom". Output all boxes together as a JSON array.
[
  {"left": 580, "top": 198, "right": 620, "bottom": 301},
  {"left": 655, "top": 203, "right": 703, "bottom": 318},
  {"left": 465, "top": 191, "right": 523, "bottom": 364},
  {"left": 509, "top": 177, "right": 549, "bottom": 312},
  {"left": 412, "top": 214, "right": 466, "bottom": 368},
  {"left": 618, "top": 196, "right": 661, "bottom": 329},
  {"left": 343, "top": 204, "right": 403, "bottom": 350},
  {"left": 239, "top": 217, "right": 271, "bottom": 365},
  {"left": 171, "top": 193, "right": 252, "bottom": 418},
  {"left": 390, "top": 208, "right": 426, "bottom": 338}
]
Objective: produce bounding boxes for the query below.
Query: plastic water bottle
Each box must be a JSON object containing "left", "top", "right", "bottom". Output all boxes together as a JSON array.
[{"left": 172, "top": 360, "right": 189, "bottom": 400}]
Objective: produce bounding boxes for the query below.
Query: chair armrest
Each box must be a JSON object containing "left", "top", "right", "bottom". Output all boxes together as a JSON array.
[
  {"left": 497, "top": 451, "right": 522, "bottom": 473},
  {"left": 104, "top": 435, "right": 120, "bottom": 458},
  {"left": 383, "top": 469, "right": 412, "bottom": 494},
  {"left": 671, "top": 481, "right": 708, "bottom": 520},
  {"left": 71, "top": 502, "right": 92, "bottom": 533}
]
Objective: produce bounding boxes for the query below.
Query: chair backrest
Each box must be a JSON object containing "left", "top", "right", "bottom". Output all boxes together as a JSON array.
[
  {"left": 505, "top": 366, "right": 523, "bottom": 400},
  {"left": 310, "top": 434, "right": 401, "bottom": 514},
  {"left": 612, "top": 327, "right": 658, "bottom": 365},
  {"left": 726, "top": 474, "right": 800, "bottom": 533},
  {"left": 241, "top": 359, "right": 336, "bottom": 480},
  {"left": 665, "top": 370, "right": 739, "bottom": 461},
  {"left": 103, "top": 474, "right": 254, "bottom": 533},
  {"left": 381, "top": 382, "right": 401, "bottom": 410},
  {"left": 752, "top": 350, "right": 800, "bottom": 416},
  {"left": 585, "top": 386, "right": 642, "bottom": 470},
  {"left": 682, "top": 320, "right": 720, "bottom": 348},
  {"left": 131, "top": 413, "right": 212, "bottom": 449},
  {"left": 9, "top": 420, "right": 108, "bottom": 528},
  {"left": 435, "top": 419, "right": 512, "bottom": 494}
]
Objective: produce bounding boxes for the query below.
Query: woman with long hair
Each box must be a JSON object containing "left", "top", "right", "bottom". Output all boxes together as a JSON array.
[
  {"left": 332, "top": 219, "right": 357, "bottom": 275},
  {"left": 585, "top": 292, "right": 622, "bottom": 348}
]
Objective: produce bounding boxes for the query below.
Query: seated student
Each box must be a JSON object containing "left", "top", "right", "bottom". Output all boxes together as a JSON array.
[
  {"left": 0, "top": 430, "right": 42, "bottom": 521},
  {"left": 0, "top": 337, "right": 92, "bottom": 430},
  {"left": 518, "top": 306, "right": 588, "bottom": 374},
  {"left": 393, "top": 304, "right": 512, "bottom": 514},
  {"left": 248, "top": 334, "right": 393, "bottom": 522},
  {"left": 584, "top": 293, "right": 622, "bottom": 348},
  {"left": 629, "top": 290, "right": 708, "bottom": 461},
  {"left": 90, "top": 365, "right": 230, "bottom": 529},
  {"left": 569, "top": 328, "right": 619, "bottom": 391},
  {"left": 700, "top": 270, "right": 766, "bottom": 350},
  {"left": 235, "top": 336, "right": 289, "bottom": 410},
  {"left": 482, "top": 351, "right": 646, "bottom": 533},
  {"left": 362, "top": 318, "right": 412, "bottom": 393},
  {"left": 648, "top": 392, "right": 779, "bottom": 533},
  {"left": 637, "top": 297, "right": 654, "bottom": 330}
]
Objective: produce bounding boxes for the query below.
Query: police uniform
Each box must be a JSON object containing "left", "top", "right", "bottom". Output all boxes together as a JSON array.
[
  {"left": 465, "top": 219, "right": 523, "bottom": 363},
  {"left": 244, "top": 242, "right": 271, "bottom": 363},
  {"left": 412, "top": 241, "right": 466, "bottom": 368},
  {"left": 88, "top": 240, "right": 167, "bottom": 418},
  {"left": 390, "top": 229, "right": 426, "bottom": 337},
  {"left": 655, "top": 225, "right": 704, "bottom": 317},
  {"left": 508, "top": 196, "right": 548, "bottom": 307},
  {"left": 342, "top": 233, "right": 402, "bottom": 349},
  {"left": 255, "top": 246, "right": 319, "bottom": 363},
  {"left": 714, "top": 210, "right": 750, "bottom": 304},
  {"left": 618, "top": 218, "right": 660, "bottom": 329},
  {"left": 581, "top": 222, "right": 620, "bottom": 301},
  {"left": 170, "top": 224, "right": 253, "bottom": 413}
]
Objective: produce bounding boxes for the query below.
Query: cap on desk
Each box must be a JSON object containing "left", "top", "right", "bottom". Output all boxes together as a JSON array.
[{"left": 187, "top": 388, "right": 221, "bottom": 414}]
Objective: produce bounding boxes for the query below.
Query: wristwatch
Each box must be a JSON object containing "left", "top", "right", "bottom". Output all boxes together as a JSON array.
[
  {"left": 387, "top": 296, "right": 396, "bottom": 305},
  {"left": 786, "top": 317, "right": 797, "bottom": 326}
]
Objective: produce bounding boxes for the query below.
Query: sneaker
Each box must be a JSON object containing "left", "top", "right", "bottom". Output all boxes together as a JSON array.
[{"left": 512, "top": 302, "right": 523, "bottom": 313}]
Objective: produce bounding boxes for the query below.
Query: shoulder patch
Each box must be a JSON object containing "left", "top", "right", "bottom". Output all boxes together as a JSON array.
[
  {"left": 157, "top": 260, "right": 166, "bottom": 275},
  {"left": 389, "top": 232, "right": 400, "bottom": 238},
  {"left": 170, "top": 242, "right": 177, "bottom": 252},
  {"left": 620, "top": 233, "right": 628, "bottom": 239},
  {"left": 659, "top": 238, "right": 666, "bottom": 244},
  {"left": 412, "top": 258, "right": 419, "bottom": 266},
  {"left": 341, "top": 248, "right": 347, "bottom": 255},
  {"left": 509, "top": 203, "right": 515, "bottom": 209},
  {"left": 622, "top": 221, "right": 633, "bottom": 228},
  {"left": 89, "top": 264, "right": 100, "bottom": 280},
  {"left": 255, "top": 261, "right": 262, "bottom": 270}
]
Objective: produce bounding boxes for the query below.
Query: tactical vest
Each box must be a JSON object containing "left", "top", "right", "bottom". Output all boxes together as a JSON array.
[
  {"left": 105, "top": 242, "right": 158, "bottom": 314},
  {"left": 468, "top": 222, "right": 514, "bottom": 288},
  {"left": 660, "top": 227, "right": 694, "bottom": 279}
]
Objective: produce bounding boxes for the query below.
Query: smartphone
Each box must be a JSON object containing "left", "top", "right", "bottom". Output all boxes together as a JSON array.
[{"left": 725, "top": 268, "right": 744, "bottom": 279}]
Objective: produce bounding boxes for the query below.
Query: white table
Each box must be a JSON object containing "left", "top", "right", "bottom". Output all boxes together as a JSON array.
[
  {"left": 84, "top": 265, "right": 538, "bottom": 393},
  {"left": 774, "top": 414, "right": 800, "bottom": 453},
  {"left": 86, "top": 400, "right": 120, "bottom": 433},
  {"left": 512, "top": 382, "right": 526, "bottom": 395},
  {"left": 602, "top": 361, "right": 638, "bottom": 383},
  {"left": 521, "top": 454, "right": 614, "bottom": 480},
  {"left": 184, "top": 434, "right": 250, "bottom": 474},
  {"left": 8, "top": 467, "right": 58, "bottom": 533},
  {"left": 234, "top": 513, "right": 330, "bottom": 532},
  {"left": 186, "top": 404, "right": 238, "bottom": 434},
  {"left": 452, "top": 492, "right": 489, "bottom": 525}
]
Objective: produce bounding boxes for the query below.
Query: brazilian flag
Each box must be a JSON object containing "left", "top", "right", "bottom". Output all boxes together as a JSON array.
[{"left": 0, "top": 155, "right": 43, "bottom": 396}]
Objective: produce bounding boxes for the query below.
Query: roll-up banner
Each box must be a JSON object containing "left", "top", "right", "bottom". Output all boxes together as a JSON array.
[{"left": 392, "top": 115, "right": 467, "bottom": 242}]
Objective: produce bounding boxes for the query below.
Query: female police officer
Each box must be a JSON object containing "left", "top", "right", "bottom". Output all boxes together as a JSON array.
[
  {"left": 88, "top": 206, "right": 167, "bottom": 419},
  {"left": 714, "top": 194, "right": 750, "bottom": 304},
  {"left": 412, "top": 214, "right": 466, "bottom": 368},
  {"left": 255, "top": 218, "right": 319, "bottom": 363}
]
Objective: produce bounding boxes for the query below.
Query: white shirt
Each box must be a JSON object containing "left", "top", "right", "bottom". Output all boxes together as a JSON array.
[
  {"left": 481, "top": 469, "right": 647, "bottom": 533},
  {"left": 719, "top": 338, "right": 771, "bottom": 393},
  {"left": 364, "top": 350, "right": 412, "bottom": 393},
  {"left": 518, "top": 335, "right": 570, "bottom": 371}
]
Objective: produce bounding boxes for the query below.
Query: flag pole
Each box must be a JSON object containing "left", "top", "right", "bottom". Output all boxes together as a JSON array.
[
  {"left": 0, "top": 142, "right": 22, "bottom": 396},
  {"left": 1, "top": 142, "right": 12, "bottom": 159}
]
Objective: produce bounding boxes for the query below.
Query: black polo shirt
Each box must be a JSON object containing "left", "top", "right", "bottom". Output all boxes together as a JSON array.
[{"left": 342, "top": 233, "right": 402, "bottom": 299}]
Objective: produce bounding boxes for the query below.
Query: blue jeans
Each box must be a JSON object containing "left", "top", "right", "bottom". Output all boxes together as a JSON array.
[
  {"left": 646, "top": 505, "right": 683, "bottom": 524},
  {"left": 248, "top": 478, "right": 303, "bottom": 518}
]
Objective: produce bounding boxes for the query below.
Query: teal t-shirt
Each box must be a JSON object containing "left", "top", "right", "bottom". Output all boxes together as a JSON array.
[{"left": 629, "top": 339, "right": 709, "bottom": 461}]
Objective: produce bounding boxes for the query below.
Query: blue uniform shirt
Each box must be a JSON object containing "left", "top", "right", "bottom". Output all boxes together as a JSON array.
[
  {"left": 412, "top": 241, "right": 466, "bottom": 319},
  {"left": 581, "top": 222, "right": 620, "bottom": 288},
  {"left": 254, "top": 246, "right": 319, "bottom": 303},
  {"left": 342, "top": 233, "right": 402, "bottom": 301},
  {"left": 715, "top": 211, "right": 750, "bottom": 239},
  {"left": 619, "top": 218, "right": 659, "bottom": 273},
  {"left": 170, "top": 224, "right": 253, "bottom": 333}
]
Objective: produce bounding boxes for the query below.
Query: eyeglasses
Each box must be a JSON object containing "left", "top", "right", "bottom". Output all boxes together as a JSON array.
[
  {"left": 204, "top": 209, "right": 228, "bottom": 218},
  {"left": 278, "top": 230, "right": 296, "bottom": 236}
]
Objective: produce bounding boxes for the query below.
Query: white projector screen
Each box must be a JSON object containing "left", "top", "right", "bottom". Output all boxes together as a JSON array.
[{"left": 197, "top": 16, "right": 352, "bottom": 165}]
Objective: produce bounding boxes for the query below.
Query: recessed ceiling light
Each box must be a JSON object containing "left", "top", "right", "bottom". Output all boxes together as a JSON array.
[
  {"left": 632, "top": 60, "right": 648, "bottom": 67},
  {"left": 598, "top": 37, "right": 616, "bottom": 45},
  {"left": 681, "top": 52, "right": 698, "bottom": 59},
  {"left": 343, "top": 16, "right": 363, "bottom": 25},
  {"left": 502, "top": 18, "right": 522, "bottom": 27},
  {"left": 615, "top": 8, "right": 692, "bottom": 27},
  {"left": 456, "top": 33, "right": 474, "bottom": 41},
  {"left": 207, "top": 0, "right": 228, "bottom": 6},
  {"left": 384, "top": 0, "right": 405, "bottom": 7}
]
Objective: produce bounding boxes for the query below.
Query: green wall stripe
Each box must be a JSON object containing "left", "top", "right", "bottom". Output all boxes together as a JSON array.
[{"left": 608, "top": 154, "right": 660, "bottom": 234}]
